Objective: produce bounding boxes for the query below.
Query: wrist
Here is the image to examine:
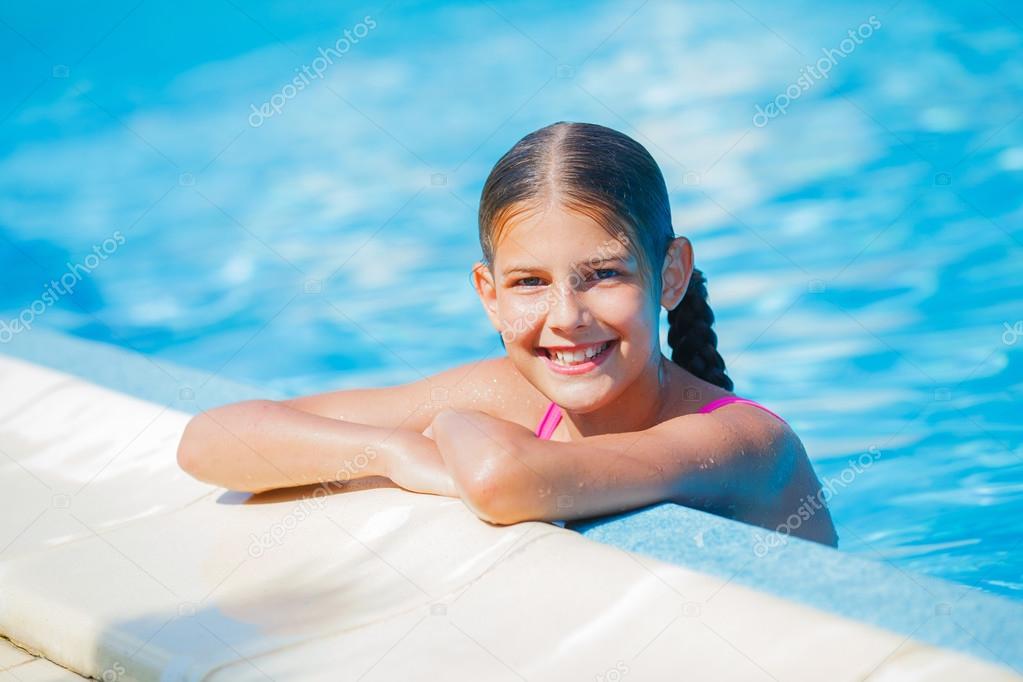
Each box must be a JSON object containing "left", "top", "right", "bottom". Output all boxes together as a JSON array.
[
  {"left": 376, "top": 429, "right": 415, "bottom": 480},
  {"left": 327, "top": 435, "right": 393, "bottom": 485}
]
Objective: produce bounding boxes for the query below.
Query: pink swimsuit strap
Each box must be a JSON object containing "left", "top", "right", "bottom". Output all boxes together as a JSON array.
[
  {"left": 535, "top": 400, "right": 563, "bottom": 439},
  {"left": 535, "top": 395, "right": 787, "bottom": 440},
  {"left": 698, "top": 396, "right": 789, "bottom": 425}
]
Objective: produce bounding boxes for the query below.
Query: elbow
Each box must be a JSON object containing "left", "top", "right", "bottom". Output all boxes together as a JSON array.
[
  {"left": 177, "top": 411, "right": 215, "bottom": 482},
  {"left": 428, "top": 409, "right": 534, "bottom": 525},
  {"left": 462, "top": 456, "right": 527, "bottom": 526},
  {"left": 176, "top": 400, "right": 276, "bottom": 491}
]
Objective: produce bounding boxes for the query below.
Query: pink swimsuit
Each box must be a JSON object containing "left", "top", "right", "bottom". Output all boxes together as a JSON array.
[{"left": 534, "top": 395, "right": 788, "bottom": 440}]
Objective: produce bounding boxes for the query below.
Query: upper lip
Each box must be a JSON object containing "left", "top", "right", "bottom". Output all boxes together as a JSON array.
[{"left": 538, "top": 340, "right": 615, "bottom": 351}]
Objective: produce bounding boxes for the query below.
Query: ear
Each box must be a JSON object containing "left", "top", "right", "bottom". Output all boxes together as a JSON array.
[
  {"left": 471, "top": 261, "right": 502, "bottom": 331},
  {"left": 660, "top": 236, "right": 693, "bottom": 310}
]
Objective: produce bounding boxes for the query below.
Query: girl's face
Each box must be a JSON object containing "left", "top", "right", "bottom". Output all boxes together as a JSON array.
[{"left": 474, "top": 204, "right": 685, "bottom": 413}]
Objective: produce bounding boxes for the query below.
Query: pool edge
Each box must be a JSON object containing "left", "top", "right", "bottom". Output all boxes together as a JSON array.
[{"left": 2, "top": 326, "right": 1020, "bottom": 674}]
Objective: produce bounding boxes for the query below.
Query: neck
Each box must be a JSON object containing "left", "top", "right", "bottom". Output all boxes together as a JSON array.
[{"left": 560, "top": 352, "right": 678, "bottom": 438}]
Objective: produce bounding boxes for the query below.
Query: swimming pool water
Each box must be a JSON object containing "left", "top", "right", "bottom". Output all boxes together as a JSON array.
[{"left": 1, "top": 1, "right": 1020, "bottom": 598}]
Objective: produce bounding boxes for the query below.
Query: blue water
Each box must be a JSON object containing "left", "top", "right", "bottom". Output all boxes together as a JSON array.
[{"left": 1, "top": 1, "right": 1020, "bottom": 598}]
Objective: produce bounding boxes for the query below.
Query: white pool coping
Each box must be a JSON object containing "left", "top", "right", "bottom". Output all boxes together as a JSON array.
[{"left": 1, "top": 330, "right": 1020, "bottom": 680}]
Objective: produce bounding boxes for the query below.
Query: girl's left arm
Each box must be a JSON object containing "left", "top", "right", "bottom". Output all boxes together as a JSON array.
[{"left": 427, "top": 408, "right": 793, "bottom": 525}]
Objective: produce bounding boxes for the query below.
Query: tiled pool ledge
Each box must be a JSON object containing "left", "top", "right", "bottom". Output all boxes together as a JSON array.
[
  {"left": 1, "top": 328, "right": 1020, "bottom": 680},
  {"left": 0, "top": 636, "right": 87, "bottom": 679}
]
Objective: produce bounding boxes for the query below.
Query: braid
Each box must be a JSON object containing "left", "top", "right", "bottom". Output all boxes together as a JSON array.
[{"left": 666, "top": 267, "right": 733, "bottom": 391}]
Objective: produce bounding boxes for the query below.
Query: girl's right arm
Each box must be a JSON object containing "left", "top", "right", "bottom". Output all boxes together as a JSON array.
[
  {"left": 177, "top": 399, "right": 414, "bottom": 493},
  {"left": 175, "top": 358, "right": 523, "bottom": 495}
]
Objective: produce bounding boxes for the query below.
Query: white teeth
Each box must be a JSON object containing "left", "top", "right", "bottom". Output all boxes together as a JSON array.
[{"left": 548, "top": 341, "right": 610, "bottom": 366}]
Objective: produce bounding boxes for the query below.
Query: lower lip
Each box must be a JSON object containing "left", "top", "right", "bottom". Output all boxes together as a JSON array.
[{"left": 539, "top": 341, "right": 616, "bottom": 375}]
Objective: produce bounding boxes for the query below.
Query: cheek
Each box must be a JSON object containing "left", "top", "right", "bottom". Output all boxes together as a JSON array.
[
  {"left": 503, "top": 294, "right": 539, "bottom": 318},
  {"left": 595, "top": 289, "right": 653, "bottom": 333},
  {"left": 598, "top": 293, "right": 661, "bottom": 366},
  {"left": 497, "top": 294, "right": 546, "bottom": 344}
]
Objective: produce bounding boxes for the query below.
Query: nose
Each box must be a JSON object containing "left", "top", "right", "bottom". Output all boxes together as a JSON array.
[{"left": 546, "top": 278, "right": 590, "bottom": 332}]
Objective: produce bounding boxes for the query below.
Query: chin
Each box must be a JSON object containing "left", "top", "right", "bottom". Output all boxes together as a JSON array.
[{"left": 541, "top": 381, "right": 619, "bottom": 413}]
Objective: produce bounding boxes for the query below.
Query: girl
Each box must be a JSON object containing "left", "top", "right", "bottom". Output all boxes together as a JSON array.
[{"left": 177, "top": 121, "right": 838, "bottom": 547}]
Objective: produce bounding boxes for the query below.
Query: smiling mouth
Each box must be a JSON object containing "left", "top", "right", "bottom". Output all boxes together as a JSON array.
[{"left": 537, "top": 340, "right": 616, "bottom": 367}]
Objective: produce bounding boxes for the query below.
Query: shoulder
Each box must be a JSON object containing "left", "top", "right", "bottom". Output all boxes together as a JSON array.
[
  {"left": 280, "top": 355, "right": 547, "bottom": 433},
  {"left": 691, "top": 404, "right": 834, "bottom": 542},
  {"left": 650, "top": 400, "right": 793, "bottom": 457},
  {"left": 419, "top": 356, "right": 551, "bottom": 428},
  {"left": 654, "top": 401, "right": 799, "bottom": 505},
  {"left": 689, "top": 398, "right": 794, "bottom": 452},
  {"left": 431, "top": 356, "right": 540, "bottom": 399}
]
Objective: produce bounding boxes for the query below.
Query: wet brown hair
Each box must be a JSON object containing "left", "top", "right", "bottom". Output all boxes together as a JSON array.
[{"left": 477, "top": 121, "right": 733, "bottom": 391}]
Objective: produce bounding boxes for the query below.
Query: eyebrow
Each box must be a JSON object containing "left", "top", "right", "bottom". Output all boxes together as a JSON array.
[{"left": 502, "top": 255, "right": 629, "bottom": 276}]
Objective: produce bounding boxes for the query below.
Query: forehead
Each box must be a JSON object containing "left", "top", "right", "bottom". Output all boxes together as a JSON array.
[{"left": 493, "top": 204, "right": 634, "bottom": 269}]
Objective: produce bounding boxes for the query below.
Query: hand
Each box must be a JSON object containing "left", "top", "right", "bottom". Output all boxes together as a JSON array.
[
  {"left": 384, "top": 429, "right": 459, "bottom": 498},
  {"left": 428, "top": 409, "right": 534, "bottom": 458}
]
